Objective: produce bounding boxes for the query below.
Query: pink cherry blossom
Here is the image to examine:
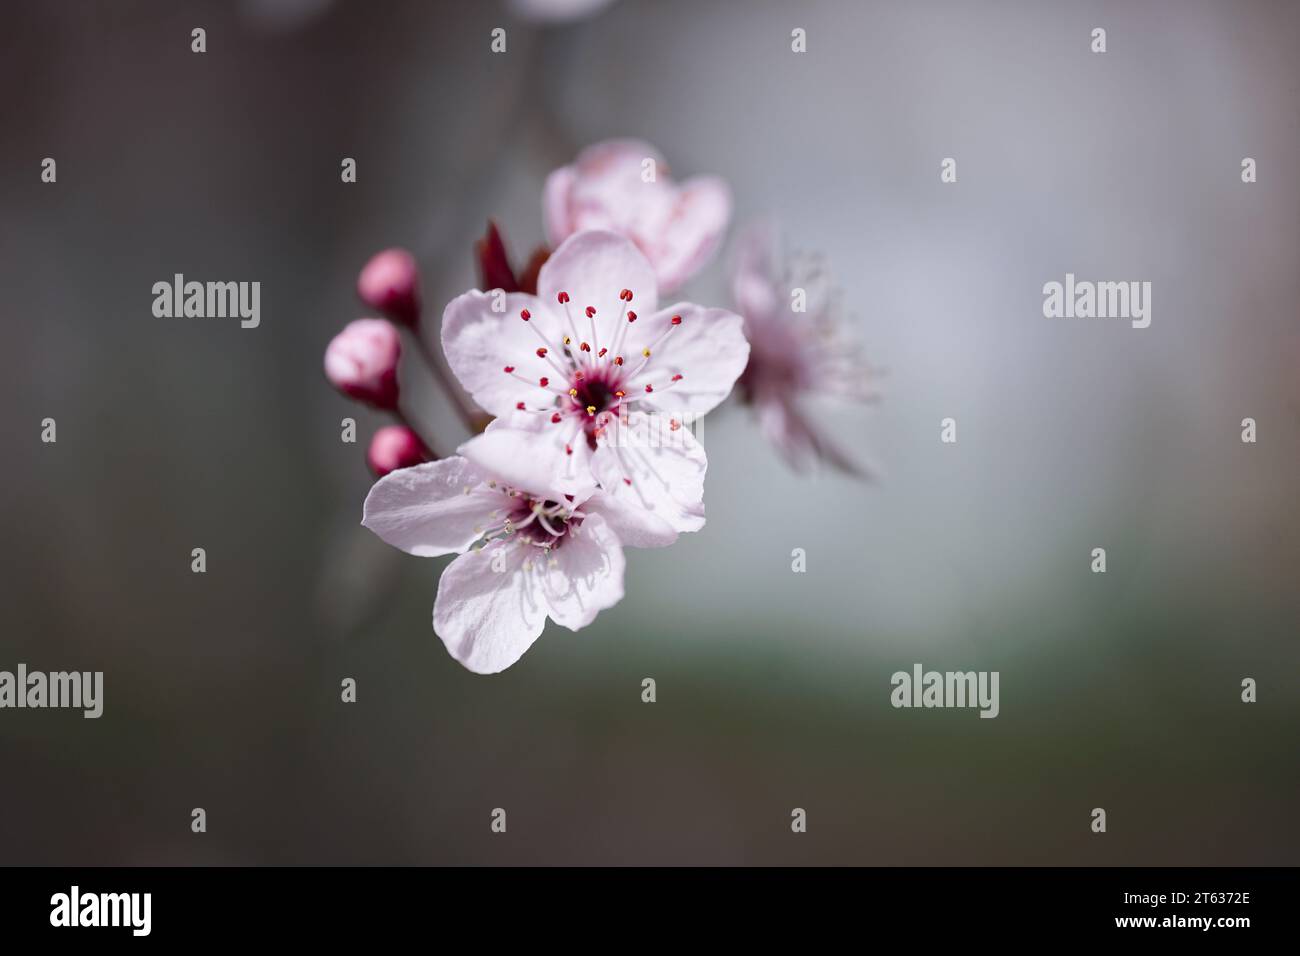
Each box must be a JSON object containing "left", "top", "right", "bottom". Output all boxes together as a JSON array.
[
  {"left": 441, "top": 230, "right": 748, "bottom": 533},
  {"left": 730, "top": 222, "right": 879, "bottom": 476},
  {"left": 509, "top": 0, "right": 618, "bottom": 24},
  {"left": 544, "top": 140, "right": 731, "bottom": 293},
  {"left": 357, "top": 248, "right": 421, "bottom": 328},
  {"left": 367, "top": 425, "right": 430, "bottom": 478},
  {"left": 324, "top": 317, "right": 402, "bottom": 410},
  {"left": 361, "top": 455, "right": 673, "bottom": 674}
]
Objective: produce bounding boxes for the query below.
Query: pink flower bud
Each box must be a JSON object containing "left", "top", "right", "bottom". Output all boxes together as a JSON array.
[
  {"left": 324, "top": 318, "right": 401, "bottom": 409},
  {"left": 357, "top": 248, "right": 421, "bottom": 327},
  {"left": 367, "top": 425, "right": 430, "bottom": 478}
]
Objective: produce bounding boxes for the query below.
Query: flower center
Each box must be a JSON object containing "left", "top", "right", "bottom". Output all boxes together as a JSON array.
[
  {"left": 514, "top": 497, "right": 573, "bottom": 545},
  {"left": 571, "top": 370, "right": 618, "bottom": 416},
  {"left": 477, "top": 490, "right": 583, "bottom": 554},
  {"left": 506, "top": 287, "right": 687, "bottom": 456}
]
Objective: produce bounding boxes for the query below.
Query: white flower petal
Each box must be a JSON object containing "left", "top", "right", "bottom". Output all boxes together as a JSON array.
[
  {"left": 539, "top": 512, "right": 626, "bottom": 631},
  {"left": 361, "top": 457, "right": 496, "bottom": 557},
  {"left": 582, "top": 489, "right": 678, "bottom": 549},
  {"left": 458, "top": 418, "right": 597, "bottom": 501},
  {"left": 590, "top": 410, "right": 707, "bottom": 534},
  {"left": 441, "top": 289, "right": 560, "bottom": 418},
  {"left": 433, "top": 542, "right": 547, "bottom": 674},
  {"left": 620, "top": 303, "right": 750, "bottom": 416},
  {"left": 536, "top": 230, "right": 660, "bottom": 322}
]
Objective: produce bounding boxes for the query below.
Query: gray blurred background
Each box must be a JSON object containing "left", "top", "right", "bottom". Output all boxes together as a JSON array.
[{"left": 1, "top": 0, "right": 1297, "bottom": 865}]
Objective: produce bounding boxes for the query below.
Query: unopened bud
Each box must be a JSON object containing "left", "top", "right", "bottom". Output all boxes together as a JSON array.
[
  {"left": 367, "top": 425, "right": 430, "bottom": 478},
  {"left": 324, "top": 318, "right": 401, "bottom": 410},
  {"left": 357, "top": 248, "right": 421, "bottom": 327}
]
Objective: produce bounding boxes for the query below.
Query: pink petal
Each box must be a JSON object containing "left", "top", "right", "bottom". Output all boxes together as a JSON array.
[
  {"left": 619, "top": 303, "right": 750, "bottom": 416},
  {"left": 542, "top": 164, "right": 578, "bottom": 247},
  {"left": 755, "top": 391, "right": 871, "bottom": 478},
  {"left": 654, "top": 175, "right": 732, "bottom": 293},
  {"left": 539, "top": 512, "right": 626, "bottom": 631},
  {"left": 729, "top": 219, "right": 782, "bottom": 324},
  {"left": 457, "top": 419, "right": 597, "bottom": 502},
  {"left": 590, "top": 410, "right": 707, "bottom": 534},
  {"left": 440, "top": 289, "right": 555, "bottom": 418},
  {"left": 582, "top": 489, "right": 678, "bottom": 549},
  {"left": 361, "top": 457, "right": 497, "bottom": 557},
  {"left": 536, "top": 230, "right": 660, "bottom": 322},
  {"left": 433, "top": 542, "right": 547, "bottom": 674}
]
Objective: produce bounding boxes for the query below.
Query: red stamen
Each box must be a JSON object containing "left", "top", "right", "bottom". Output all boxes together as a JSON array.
[{"left": 557, "top": 291, "right": 570, "bottom": 304}]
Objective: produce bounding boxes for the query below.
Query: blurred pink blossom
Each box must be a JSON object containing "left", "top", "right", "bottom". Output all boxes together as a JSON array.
[
  {"left": 731, "top": 222, "right": 879, "bottom": 477},
  {"left": 324, "top": 317, "right": 402, "bottom": 410},
  {"left": 544, "top": 139, "right": 730, "bottom": 293}
]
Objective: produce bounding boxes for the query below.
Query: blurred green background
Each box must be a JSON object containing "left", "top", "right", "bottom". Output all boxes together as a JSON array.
[{"left": 2, "top": 0, "right": 1297, "bottom": 864}]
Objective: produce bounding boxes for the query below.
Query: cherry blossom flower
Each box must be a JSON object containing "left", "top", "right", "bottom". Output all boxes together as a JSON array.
[
  {"left": 441, "top": 230, "right": 749, "bottom": 534},
  {"left": 730, "top": 222, "right": 879, "bottom": 476},
  {"left": 324, "top": 317, "right": 402, "bottom": 410},
  {"left": 361, "top": 455, "right": 673, "bottom": 673},
  {"left": 544, "top": 140, "right": 731, "bottom": 293}
]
